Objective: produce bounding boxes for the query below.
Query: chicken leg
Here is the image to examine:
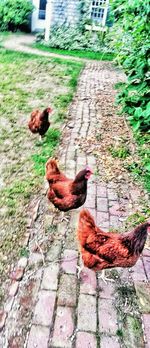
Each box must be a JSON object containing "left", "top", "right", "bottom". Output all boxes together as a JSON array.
[
  {"left": 76, "top": 255, "right": 85, "bottom": 279},
  {"left": 98, "top": 270, "right": 115, "bottom": 284}
]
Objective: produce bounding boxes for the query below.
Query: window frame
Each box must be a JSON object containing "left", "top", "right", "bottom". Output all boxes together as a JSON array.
[{"left": 90, "top": 0, "right": 109, "bottom": 26}]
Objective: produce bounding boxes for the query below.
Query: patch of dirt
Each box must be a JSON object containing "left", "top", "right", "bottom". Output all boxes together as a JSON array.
[{"left": 79, "top": 90, "right": 137, "bottom": 185}]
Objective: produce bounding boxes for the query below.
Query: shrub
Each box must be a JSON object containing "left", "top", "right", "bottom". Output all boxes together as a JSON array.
[
  {"left": 0, "top": 0, "right": 33, "bottom": 31},
  {"left": 39, "top": 24, "right": 112, "bottom": 53},
  {"left": 110, "top": 0, "right": 150, "bottom": 132}
]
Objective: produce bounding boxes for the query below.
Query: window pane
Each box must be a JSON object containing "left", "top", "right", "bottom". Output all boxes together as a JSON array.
[
  {"left": 39, "top": 0, "right": 46, "bottom": 20},
  {"left": 39, "top": 0, "right": 46, "bottom": 11},
  {"left": 38, "top": 10, "right": 45, "bottom": 19}
]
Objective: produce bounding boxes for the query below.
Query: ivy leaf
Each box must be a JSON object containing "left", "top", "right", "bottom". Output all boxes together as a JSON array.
[{"left": 132, "top": 120, "right": 141, "bottom": 131}]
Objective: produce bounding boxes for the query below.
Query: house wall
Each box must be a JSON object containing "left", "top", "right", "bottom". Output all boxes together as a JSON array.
[{"left": 51, "top": 0, "right": 80, "bottom": 27}]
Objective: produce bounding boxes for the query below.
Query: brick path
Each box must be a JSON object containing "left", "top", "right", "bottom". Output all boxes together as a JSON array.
[{"left": 0, "top": 60, "right": 150, "bottom": 348}]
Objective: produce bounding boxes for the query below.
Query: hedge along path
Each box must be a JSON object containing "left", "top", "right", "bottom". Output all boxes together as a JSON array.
[{"left": 0, "top": 48, "right": 150, "bottom": 347}]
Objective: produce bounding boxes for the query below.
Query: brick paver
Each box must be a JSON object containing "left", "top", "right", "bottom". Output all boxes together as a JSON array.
[
  {"left": 41, "top": 263, "right": 59, "bottom": 290},
  {"left": 51, "top": 306, "right": 74, "bottom": 348},
  {"left": 33, "top": 290, "right": 56, "bottom": 326},
  {"left": 78, "top": 294, "right": 97, "bottom": 332},
  {"left": 58, "top": 274, "right": 77, "bottom": 307},
  {"left": 27, "top": 325, "right": 50, "bottom": 348},
  {"left": 98, "top": 299, "right": 118, "bottom": 334},
  {"left": 76, "top": 332, "right": 97, "bottom": 348},
  {"left": 100, "top": 335, "right": 120, "bottom": 348},
  {"left": 1, "top": 47, "right": 149, "bottom": 348}
]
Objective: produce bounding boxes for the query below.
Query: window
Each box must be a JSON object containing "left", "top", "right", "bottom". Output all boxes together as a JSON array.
[
  {"left": 38, "top": 0, "right": 46, "bottom": 20},
  {"left": 91, "top": 0, "right": 109, "bottom": 25}
]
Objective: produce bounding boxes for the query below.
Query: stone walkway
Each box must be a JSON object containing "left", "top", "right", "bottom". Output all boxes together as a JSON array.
[{"left": 0, "top": 45, "right": 150, "bottom": 348}]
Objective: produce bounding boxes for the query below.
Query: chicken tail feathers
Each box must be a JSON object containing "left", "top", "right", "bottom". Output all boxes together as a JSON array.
[
  {"left": 46, "top": 158, "right": 60, "bottom": 177},
  {"left": 79, "top": 209, "right": 96, "bottom": 229}
]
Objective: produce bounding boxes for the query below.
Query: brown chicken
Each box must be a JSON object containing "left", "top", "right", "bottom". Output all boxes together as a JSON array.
[
  {"left": 46, "top": 159, "right": 93, "bottom": 212},
  {"left": 77, "top": 209, "right": 150, "bottom": 281},
  {"left": 28, "top": 107, "right": 52, "bottom": 139}
]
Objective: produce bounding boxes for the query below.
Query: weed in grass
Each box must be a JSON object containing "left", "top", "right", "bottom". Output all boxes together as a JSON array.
[
  {"left": 125, "top": 213, "right": 146, "bottom": 229},
  {"left": 20, "top": 247, "right": 29, "bottom": 258},
  {"left": 109, "top": 145, "right": 130, "bottom": 159}
]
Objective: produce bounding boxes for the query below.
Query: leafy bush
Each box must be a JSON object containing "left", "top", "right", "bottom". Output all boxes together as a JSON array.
[
  {"left": 110, "top": 0, "right": 150, "bottom": 132},
  {"left": 0, "top": 0, "right": 33, "bottom": 31},
  {"left": 39, "top": 24, "right": 112, "bottom": 53}
]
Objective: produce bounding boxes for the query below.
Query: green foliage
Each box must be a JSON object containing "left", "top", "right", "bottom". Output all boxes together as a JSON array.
[
  {"left": 0, "top": 0, "right": 33, "bottom": 31},
  {"left": 109, "top": 145, "right": 130, "bottom": 159},
  {"left": 37, "top": 25, "right": 112, "bottom": 54},
  {"left": 110, "top": 0, "right": 150, "bottom": 132},
  {"left": 77, "top": 0, "right": 91, "bottom": 31},
  {"left": 45, "top": 25, "right": 112, "bottom": 52},
  {"left": 20, "top": 247, "right": 29, "bottom": 258},
  {"left": 126, "top": 212, "right": 146, "bottom": 228}
]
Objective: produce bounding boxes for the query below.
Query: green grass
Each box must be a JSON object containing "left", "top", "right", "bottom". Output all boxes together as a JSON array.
[
  {"left": 32, "top": 128, "right": 61, "bottom": 176},
  {"left": 0, "top": 48, "right": 83, "bottom": 298},
  {"left": 32, "top": 43, "right": 115, "bottom": 61}
]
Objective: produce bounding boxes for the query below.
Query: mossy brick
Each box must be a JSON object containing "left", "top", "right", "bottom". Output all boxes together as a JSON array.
[{"left": 57, "top": 273, "right": 77, "bottom": 307}]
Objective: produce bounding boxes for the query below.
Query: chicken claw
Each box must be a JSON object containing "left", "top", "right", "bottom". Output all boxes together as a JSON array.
[
  {"left": 60, "top": 212, "right": 69, "bottom": 223},
  {"left": 98, "top": 270, "right": 115, "bottom": 284}
]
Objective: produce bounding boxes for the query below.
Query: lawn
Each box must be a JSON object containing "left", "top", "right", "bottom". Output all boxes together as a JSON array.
[
  {"left": 33, "top": 43, "right": 115, "bottom": 61},
  {"left": 0, "top": 48, "right": 83, "bottom": 301}
]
